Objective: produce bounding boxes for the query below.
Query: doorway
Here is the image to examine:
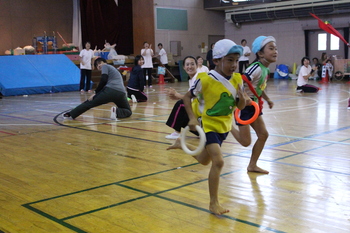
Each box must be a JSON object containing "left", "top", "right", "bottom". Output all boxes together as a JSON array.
[{"left": 208, "top": 35, "right": 225, "bottom": 49}]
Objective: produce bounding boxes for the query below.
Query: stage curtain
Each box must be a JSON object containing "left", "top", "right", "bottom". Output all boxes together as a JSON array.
[
  {"left": 80, "top": 0, "right": 133, "bottom": 55},
  {"left": 73, "top": 0, "right": 82, "bottom": 50}
]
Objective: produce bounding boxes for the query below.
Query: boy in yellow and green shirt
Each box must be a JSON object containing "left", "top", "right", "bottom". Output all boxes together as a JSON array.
[{"left": 167, "top": 39, "right": 251, "bottom": 215}]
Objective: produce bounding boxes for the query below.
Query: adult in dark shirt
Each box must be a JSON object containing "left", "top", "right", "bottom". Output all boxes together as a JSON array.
[
  {"left": 206, "top": 43, "right": 215, "bottom": 70},
  {"left": 63, "top": 58, "right": 132, "bottom": 120}
]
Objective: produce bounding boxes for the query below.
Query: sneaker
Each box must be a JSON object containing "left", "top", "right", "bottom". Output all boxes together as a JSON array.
[
  {"left": 149, "top": 85, "right": 153, "bottom": 88},
  {"left": 110, "top": 106, "right": 117, "bottom": 120},
  {"left": 80, "top": 89, "right": 85, "bottom": 93},
  {"left": 296, "top": 89, "right": 302, "bottom": 93},
  {"left": 347, "top": 106, "right": 350, "bottom": 110},
  {"left": 165, "top": 131, "right": 180, "bottom": 139},
  {"left": 131, "top": 94, "right": 137, "bottom": 103},
  {"left": 87, "top": 90, "right": 92, "bottom": 93},
  {"left": 62, "top": 112, "right": 73, "bottom": 120}
]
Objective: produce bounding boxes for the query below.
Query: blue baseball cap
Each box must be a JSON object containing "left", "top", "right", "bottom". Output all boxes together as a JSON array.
[
  {"left": 213, "top": 39, "right": 243, "bottom": 59},
  {"left": 252, "top": 36, "right": 276, "bottom": 54}
]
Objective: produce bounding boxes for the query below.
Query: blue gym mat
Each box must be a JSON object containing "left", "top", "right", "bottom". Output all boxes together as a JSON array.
[{"left": 0, "top": 54, "right": 80, "bottom": 96}]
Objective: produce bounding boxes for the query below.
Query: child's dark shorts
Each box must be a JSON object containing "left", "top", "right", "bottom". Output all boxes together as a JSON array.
[
  {"left": 206, "top": 132, "right": 229, "bottom": 146},
  {"left": 235, "top": 104, "right": 263, "bottom": 126}
]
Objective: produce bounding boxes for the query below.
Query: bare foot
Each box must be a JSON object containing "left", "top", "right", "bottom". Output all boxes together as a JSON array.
[
  {"left": 166, "top": 138, "right": 181, "bottom": 150},
  {"left": 247, "top": 165, "right": 269, "bottom": 174},
  {"left": 209, "top": 203, "right": 230, "bottom": 215}
]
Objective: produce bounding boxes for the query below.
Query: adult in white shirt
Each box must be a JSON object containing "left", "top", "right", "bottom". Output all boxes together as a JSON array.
[
  {"left": 79, "top": 42, "right": 95, "bottom": 93},
  {"left": 157, "top": 43, "right": 169, "bottom": 70},
  {"left": 196, "top": 56, "right": 209, "bottom": 73},
  {"left": 238, "top": 39, "right": 251, "bottom": 74},
  {"left": 296, "top": 56, "right": 320, "bottom": 93},
  {"left": 141, "top": 42, "right": 154, "bottom": 88}
]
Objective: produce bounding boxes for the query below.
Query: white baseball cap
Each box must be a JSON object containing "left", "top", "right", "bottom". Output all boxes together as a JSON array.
[{"left": 212, "top": 39, "right": 243, "bottom": 59}]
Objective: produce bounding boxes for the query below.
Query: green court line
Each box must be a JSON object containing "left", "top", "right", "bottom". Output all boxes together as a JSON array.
[
  {"left": 59, "top": 182, "right": 285, "bottom": 233},
  {"left": 26, "top": 169, "right": 242, "bottom": 222},
  {"left": 23, "top": 162, "right": 200, "bottom": 205},
  {"left": 155, "top": 195, "right": 286, "bottom": 233},
  {"left": 60, "top": 194, "right": 150, "bottom": 221},
  {"left": 22, "top": 203, "right": 87, "bottom": 233}
]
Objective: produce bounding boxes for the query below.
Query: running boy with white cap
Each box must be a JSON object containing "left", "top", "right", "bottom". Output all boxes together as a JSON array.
[
  {"left": 231, "top": 35, "right": 278, "bottom": 174},
  {"left": 167, "top": 39, "right": 251, "bottom": 215}
]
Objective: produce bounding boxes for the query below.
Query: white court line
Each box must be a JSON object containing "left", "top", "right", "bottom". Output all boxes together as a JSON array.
[
  {"left": 36, "top": 109, "right": 68, "bottom": 113},
  {"left": 35, "top": 109, "right": 157, "bottom": 117}
]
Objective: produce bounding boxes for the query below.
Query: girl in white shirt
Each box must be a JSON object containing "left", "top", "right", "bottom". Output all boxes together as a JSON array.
[
  {"left": 296, "top": 57, "right": 319, "bottom": 93},
  {"left": 141, "top": 42, "right": 154, "bottom": 88}
]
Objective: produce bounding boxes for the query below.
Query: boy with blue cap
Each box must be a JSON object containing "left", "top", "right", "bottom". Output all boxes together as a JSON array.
[
  {"left": 231, "top": 35, "right": 278, "bottom": 174},
  {"left": 167, "top": 39, "right": 251, "bottom": 215}
]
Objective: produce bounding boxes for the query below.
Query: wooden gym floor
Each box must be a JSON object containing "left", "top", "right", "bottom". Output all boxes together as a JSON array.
[{"left": 0, "top": 79, "right": 350, "bottom": 233}]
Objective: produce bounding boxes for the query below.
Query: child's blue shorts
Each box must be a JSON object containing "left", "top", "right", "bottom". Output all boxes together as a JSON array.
[{"left": 205, "top": 132, "right": 229, "bottom": 146}]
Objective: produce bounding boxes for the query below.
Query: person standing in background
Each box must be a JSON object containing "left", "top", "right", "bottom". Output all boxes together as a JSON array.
[
  {"left": 141, "top": 42, "right": 154, "bottom": 88},
  {"left": 157, "top": 43, "right": 169, "bottom": 70},
  {"left": 238, "top": 39, "right": 251, "bottom": 74},
  {"left": 79, "top": 42, "right": 94, "bottom": 93},
  {"left": 206, "top": 43, "right": 215, "bottom": 70}
]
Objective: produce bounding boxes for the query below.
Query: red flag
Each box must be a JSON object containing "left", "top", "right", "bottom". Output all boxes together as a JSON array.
[{"left": 310, "top": 13, "right": 349, "bottom": 46}]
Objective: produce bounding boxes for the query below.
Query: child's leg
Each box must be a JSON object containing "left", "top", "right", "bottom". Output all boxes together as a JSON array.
[
  {"left": 230, "top": 124, "right": 251, "bottom": 147},
  {"left": 206, "top": 143, "right": 229, "bottom": 215},
  {"left": 248, "top": 116, "right": 269, "bottom": 174},
  {"left": 167, "top": 140, "right": 228, "bottom": 214}
]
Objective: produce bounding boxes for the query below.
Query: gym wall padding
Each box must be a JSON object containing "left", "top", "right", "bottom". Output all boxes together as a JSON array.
[{"left": 0, "top": 54, "right": 80, "bottom": 96}]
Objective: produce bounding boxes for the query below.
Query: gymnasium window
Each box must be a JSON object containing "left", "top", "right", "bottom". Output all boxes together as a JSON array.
[
  {"left": 330, "top": 34, "right": 339, "bottom": 50},
  {"left": 318, "top": 33, "right": 340, "bottom": 51},
  {"left": 318, "top": 33, "right": 327, "bottom": 50}
]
